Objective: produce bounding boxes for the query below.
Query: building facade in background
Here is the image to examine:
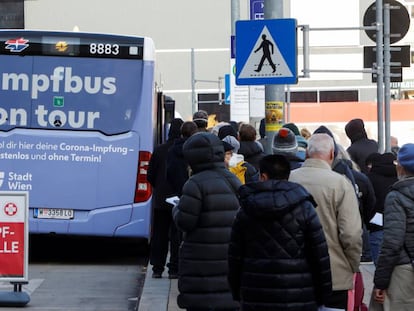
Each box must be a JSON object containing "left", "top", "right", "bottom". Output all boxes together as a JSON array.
[{"left": 19, "top": 0, "right": 414, "bottom": 145}]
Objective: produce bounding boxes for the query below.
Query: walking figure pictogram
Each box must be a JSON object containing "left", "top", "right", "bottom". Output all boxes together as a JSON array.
[{"left": 254, "top": 34, "right": 276, "bottom": 73}]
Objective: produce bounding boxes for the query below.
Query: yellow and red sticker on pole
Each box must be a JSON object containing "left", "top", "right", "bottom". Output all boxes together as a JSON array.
[{"left": 265, "top": 101, "right": 284, "bottom": 132}]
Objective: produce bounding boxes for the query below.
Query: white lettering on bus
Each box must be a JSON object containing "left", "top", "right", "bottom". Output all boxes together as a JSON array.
[
  {"left": 2, "top": 66, "right": 117, "bottom": 99},
  {"left": 0, "top": 108, "right": 27, "bottom": 126},
  {"left": 59, "top": 143, "right": 90, "bottom": 152},
  {"left": 0, "top": 105, "right": 100, "bottom": 129},
  {"left": 35, "top": 105, "right": 100, "bottom": 129}
]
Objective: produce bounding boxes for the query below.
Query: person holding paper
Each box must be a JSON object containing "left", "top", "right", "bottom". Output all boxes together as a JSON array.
[
  {"left": 147, "top": 118, "right": 184, "bottom": 279},
  {"left": 366, "top": 152, "right": 398, "bottom": 265}
]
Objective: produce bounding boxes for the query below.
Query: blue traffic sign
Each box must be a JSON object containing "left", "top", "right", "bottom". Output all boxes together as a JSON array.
[
  {"left": 250, "top": 0, "right": 264, "bottom": 20},
  {"left": 236, "top": 19, "right": 297, "bottom": 85}
]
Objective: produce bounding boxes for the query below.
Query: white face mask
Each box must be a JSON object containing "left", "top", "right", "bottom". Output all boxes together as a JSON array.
[{"left": 229, "top": 153, "right": 244, "bottom": 167}]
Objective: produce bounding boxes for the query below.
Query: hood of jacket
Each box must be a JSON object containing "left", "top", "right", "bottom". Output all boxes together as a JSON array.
[
  {"left": 391, "top": 176, "right": 414, "bottom": 201},
  {"left": 183, "top": 132, "right": 225, "bottom": 173},
  {"left": 238, "top": 180, "right": 316, "bottom": 219},
  {"left": 345, "top": 118, "right": 368, "bottom": 143},
  {"left": 371, "top": 152, "right": 397, "bottom": 178},
  {"left": 239, "top": 141, "right": 263, "bottom": 158}
]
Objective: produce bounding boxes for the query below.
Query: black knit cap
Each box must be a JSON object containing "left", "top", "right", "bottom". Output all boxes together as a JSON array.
[
  {"left": 192, "top": 110, "right": 208, "bottom": 128},
  {"left": 283, "top": 123, "right": 300, "bottom": 136},
  {"left": 218, "top": 125, "right": 238, "bottom": 140}
]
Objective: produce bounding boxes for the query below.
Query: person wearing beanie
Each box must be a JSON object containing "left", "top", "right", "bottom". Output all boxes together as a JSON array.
[
  {"left": 345, "top": 118, "right": 379, "bottom": 174},
  {"left": 211, "top": 121, "right": 230, "bottom": 136},
  {"left": 372, "top": 143, "right": 414, "bottom": 309},
  {"left": 222, "top": 134, "right": 259, "bottom": 184},
  {"left": 192, "top": 110, "right": 209, "bottom": 132},
  {"left": 218, "top": 124, "right": 238, "bottom": 140},
  {"left": 272, "top": 127, "right": 298, "bottom": 154},
  {"left": 272, "top": 127, "right": 303, "bottom": 170},
  {"left": 147, "top": 118, "right": 184, "bottom": 279},
  {"left": 283, "top": 123, "right": 308, "bottom": 160},
  {"left": 397, "top": 143, "right": 414, "bottom": 174}
]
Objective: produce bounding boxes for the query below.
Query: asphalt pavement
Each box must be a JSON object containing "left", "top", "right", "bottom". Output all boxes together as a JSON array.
[{"left": 137, "top": 261, "right": 376, "bottom": 311}]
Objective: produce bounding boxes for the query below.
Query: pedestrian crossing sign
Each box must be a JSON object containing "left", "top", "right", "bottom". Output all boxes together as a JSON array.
[{"left": 235, "top": 18, "right": 297, "bottom": 85}]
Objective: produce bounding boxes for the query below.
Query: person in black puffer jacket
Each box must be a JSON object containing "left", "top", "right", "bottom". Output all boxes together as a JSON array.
[
  {"left": 173, "top": 132, "right": 241, "bottom": 311},
  {"left": 228, "top": 154, "right": 332, "bottom": 311}
]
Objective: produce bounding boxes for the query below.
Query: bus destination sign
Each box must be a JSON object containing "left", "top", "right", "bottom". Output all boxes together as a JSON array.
[{"left": 0, "top": 32, "right": 144, "bottom": 59}]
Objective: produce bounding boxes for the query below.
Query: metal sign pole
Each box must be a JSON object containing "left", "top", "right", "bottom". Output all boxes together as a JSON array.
[
  {"left": 263, "top": 0, "right": 285, "bottom": 155},
  {"left": 191, "top": 48, "right": 196, "bottom": 114},
  {"left": 384, "top": 3, "right": 391, "bottom": 152},
  {"left": 376, "top": 0, "right": 384, "bottom": 152}
]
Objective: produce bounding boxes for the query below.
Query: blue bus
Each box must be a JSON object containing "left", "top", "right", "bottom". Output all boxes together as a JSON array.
[{"left": 0, "top": 30, "right": 164, "bottom": 239}]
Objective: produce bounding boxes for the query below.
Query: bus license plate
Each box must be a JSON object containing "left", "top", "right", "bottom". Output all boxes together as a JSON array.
[{"left": 35, "top": 208, "right": 74, "bottom": 219}]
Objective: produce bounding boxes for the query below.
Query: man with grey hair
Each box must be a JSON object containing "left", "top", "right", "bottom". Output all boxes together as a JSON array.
[{"left": 289, "top": 133, "right": 362, "bottom": 311}]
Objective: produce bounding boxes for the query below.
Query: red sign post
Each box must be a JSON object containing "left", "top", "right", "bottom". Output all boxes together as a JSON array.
[{"left": 0, "top": 192, "right": 28, "bottom": 282}]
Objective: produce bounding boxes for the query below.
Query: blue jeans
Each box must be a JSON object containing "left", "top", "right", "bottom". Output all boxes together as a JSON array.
[
  {"left": 369, "top": 230, "right": 384, "bottom": 266},
  {"left": 361, "top": 224, "right": 372, "bottom": 261}
]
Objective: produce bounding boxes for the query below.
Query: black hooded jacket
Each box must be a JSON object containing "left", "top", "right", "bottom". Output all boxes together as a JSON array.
[
  {"left": 147, "top": 118, "right": 183, "bottom": 209},
  {"left": 345, "top": 119, "right": 379, "bottom": 174},
  {"left": 228, "top": 180, "right": 332, "bottom": 310},
  {"left": 367, "top": 153, "right": 398, "bottom": 232},
  {"left": 166, "top": 137, "right": 190, "bottom": 196},
  {"left": 172, "top": 132, "right": 241, "bottom": 310}
]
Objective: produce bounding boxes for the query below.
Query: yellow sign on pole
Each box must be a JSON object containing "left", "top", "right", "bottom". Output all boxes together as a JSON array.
[{"left": 265, "top": 101, "right": 284, "bottom": 131}]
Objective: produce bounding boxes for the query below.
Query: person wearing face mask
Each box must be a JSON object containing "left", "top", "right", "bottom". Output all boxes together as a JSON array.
[
  {"left": 222, "top": 136, "right": 259, "bottom": 185},
  {"left": 371, "top": 144, "right": 414, "bottom": 311}
]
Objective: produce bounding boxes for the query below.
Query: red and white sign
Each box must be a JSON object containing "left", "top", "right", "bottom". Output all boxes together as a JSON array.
[{"left": 0, "top": 192, "right": 29, "bottom": 281}]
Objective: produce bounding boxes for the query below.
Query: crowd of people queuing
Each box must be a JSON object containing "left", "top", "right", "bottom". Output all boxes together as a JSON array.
[{"left": 147, "top": 111, "right": 414, "bottom": 311}]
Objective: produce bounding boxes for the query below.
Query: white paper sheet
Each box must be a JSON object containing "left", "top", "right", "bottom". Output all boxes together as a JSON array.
[{"left": 370, "top": 212, "right": 383, "bottom": 226}]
